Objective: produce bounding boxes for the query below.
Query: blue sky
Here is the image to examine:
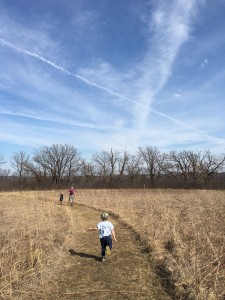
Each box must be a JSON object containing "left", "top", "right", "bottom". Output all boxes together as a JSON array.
[{"left": 1, "top": 0, "right": 225, "bottom": 168}]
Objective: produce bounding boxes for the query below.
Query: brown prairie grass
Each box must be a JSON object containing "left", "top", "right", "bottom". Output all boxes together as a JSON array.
[
  {"left": 0, "top": 190, "right": 70, "bottom": 299},
  {"left": 0, "top": 189, "right": 224, "bottom": 300},
  {"left": 77, "top": 189, "right": 225, "bottom": 300}
]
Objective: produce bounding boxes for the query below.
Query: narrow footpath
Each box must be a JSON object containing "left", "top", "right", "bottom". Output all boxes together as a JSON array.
[{"left": 29, "top": 204, "right": 172, "bottom": 300}]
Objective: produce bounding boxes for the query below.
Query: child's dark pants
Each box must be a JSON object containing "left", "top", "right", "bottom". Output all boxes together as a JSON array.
[{"left": 100, "top": 235, "right": 112, "bottom": 257}]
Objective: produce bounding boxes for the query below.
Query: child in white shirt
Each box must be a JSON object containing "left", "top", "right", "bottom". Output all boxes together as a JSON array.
[{"left": 88, "top": 212, "right": 117, "bottom": 261}]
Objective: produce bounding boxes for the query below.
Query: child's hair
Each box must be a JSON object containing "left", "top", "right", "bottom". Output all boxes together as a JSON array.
[{"left": 101, "top": 212, "right": 109, "bottom": 220}]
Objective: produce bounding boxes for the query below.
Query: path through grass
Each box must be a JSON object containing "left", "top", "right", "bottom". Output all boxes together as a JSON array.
[{"left": 23, "top": 204, "right": 171, "bottom": 300}]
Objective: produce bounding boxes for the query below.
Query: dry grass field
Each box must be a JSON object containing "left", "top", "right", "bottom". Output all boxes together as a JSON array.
[
  {"left": 0, "top": 191, "right": 71, "bottom": 299},
  {"left": 77, "top": 189, "right": 225, "bottom": 300},
  {"left": 0, "top": 189, "right": 224, "bottom": 299}
]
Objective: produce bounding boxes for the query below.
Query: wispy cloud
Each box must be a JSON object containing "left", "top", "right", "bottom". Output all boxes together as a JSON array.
[
  {"left": 0, "top": 9, "right": 58, "bottom": 57},
  {"left": 1, "top": 0, "right": 224, "bottom": 163},
  {"left": 0, "top": 29, "right": 222, "bottom": 147},
  {"left": 0, "top": 0, "right": 203, "bottom": 128},
  {"left": 133, "top": 1, "right": 201, "bottom": 126}
]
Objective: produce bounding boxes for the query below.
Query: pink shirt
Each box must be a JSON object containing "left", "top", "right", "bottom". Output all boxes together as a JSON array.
[{"left": 69, "top": 188, "right": 75, "bottom": 195}]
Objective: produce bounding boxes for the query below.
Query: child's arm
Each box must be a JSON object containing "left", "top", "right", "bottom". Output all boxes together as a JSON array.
[
  {"left": 111, "top": 228, "right": 117, "bottom": 242},
  {"left": 87, "top": 227, "right": 98, "bottom": 231}
]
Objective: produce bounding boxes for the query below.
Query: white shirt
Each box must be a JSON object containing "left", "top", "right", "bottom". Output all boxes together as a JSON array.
[{"left": 97, "top": 221, "right": 114, "bottom": 238}]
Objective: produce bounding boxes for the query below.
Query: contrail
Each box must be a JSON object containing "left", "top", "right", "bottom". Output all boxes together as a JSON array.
[
  {"left": 0, "top": 38, "right": 133, "bottom": 104},
  {"left": 0, "top": 37, "right": 223, "bottom": 144},
  {"left": 151, "top": 109, "right": 225, "bottom": 144},
  {"left": 152, "top": 109, "right": 197, "bottom": 131},
  {"left": 0, "top": 37, "right": 155, "bottom": 110}
]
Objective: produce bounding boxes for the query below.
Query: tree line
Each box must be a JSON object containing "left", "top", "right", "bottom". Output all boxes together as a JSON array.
[{"left": 0, "top": 144, "right": 225, "bottom": 190}]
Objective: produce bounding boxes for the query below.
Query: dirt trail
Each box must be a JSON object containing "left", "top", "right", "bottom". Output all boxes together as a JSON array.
[{"left": 30, "top": 204, "right": 171, "bottom": 300}]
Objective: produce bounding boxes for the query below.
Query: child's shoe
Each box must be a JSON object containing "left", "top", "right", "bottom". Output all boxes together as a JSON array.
[{"left": 102, "top": 256, "right": 106, "bottom": 262}]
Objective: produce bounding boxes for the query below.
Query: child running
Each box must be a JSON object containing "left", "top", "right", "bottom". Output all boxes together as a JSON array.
[
  {"left": 88, "top": 212, "right": 117, "bottom": 262},
  {"left": 59, "top": 192, "right": 64, "bottom": 205}
]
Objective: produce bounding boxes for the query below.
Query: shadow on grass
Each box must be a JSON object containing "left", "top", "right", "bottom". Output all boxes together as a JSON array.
[{"left": 68, "top": 249, "right": 101, "bottom": 261}]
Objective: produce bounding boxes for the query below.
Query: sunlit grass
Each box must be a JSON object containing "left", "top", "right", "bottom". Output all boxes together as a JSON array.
[
  {"left": 0, "top": 189, "right": 224, "bottom": 299},
  {"left": 0, "top": 191, "right": 70, "bottom": 299},
  {"left": 77, "top": 189, "right": 225, "bottom": 299}
]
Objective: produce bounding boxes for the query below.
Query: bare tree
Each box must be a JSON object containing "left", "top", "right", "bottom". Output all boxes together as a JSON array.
[
  {"left": 0, "top": 169, "right": 10, "bottom": 177},
  {"left": 118, "top": 150, "right": 129, "bottom": 179},
  {"left": 108, "top": 149, "right": 120, "bottom": 180},
  {"left": 80, "top": 159, "right": 95, "bottom": 182},
  {"left": 161, "top": 150, "right": 204, "bottom": 185},
  {"left": 198, "top": 150, "right": 225, "bottom": 182},
  {"left": 126, "top": 154, "right": 142, "bottom": 177},
  {"left": 30, "top": 144, "right": 81, "bottom": 185},
  {"left": 93, "top": 149, "right": 124, "bottom": 183},
  {"left": 138, "top": 146, "right": 162, "bottom": 184},
  {"left": 0, "top": 153, "right": 5, "bottom": 166},
  {"left": 164, "top": 150, "right": 192, "bottom": 183},
  {"left": 0, "top": 153, "right": 8, "bottom": 182},
  {"left": 92, "top": 151, "right": 110, "bottom": 179},
  {"left": 23, "top": 162, "right": 45, "bottom": 185},
  {"left": 125, "top": 153, "right": 143, "bottom": 187},
  {"left": 162, "top": 150, "right": 225, "bottom": 186},
  {"left": 11, "top": 151, "right": 30, "bottom": 182}
]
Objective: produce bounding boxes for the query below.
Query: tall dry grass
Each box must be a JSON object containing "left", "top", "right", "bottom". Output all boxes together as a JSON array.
[
  {"left": 0, "top": 191, "right": 70, "bottom": 299},
  {"left": 1, "top": 189, "right": 224, "bottom": 299},
  {"left": 77, "top": 189, "right": 225, "bottom": 300}
]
